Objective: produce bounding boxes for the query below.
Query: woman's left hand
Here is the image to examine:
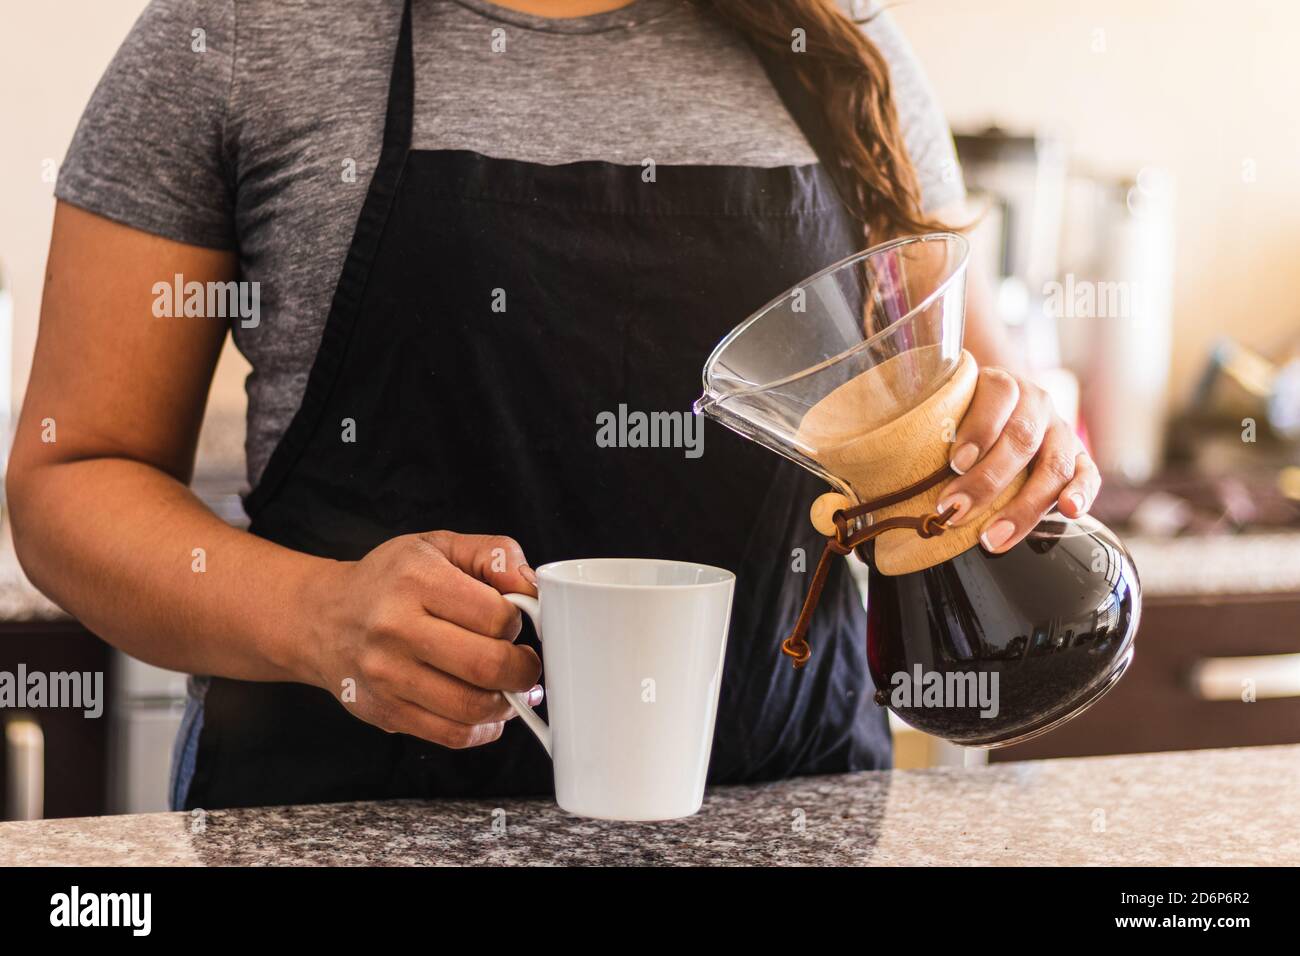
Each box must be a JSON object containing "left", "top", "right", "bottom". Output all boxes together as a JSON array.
[{"left": 935, "top": 366, "right": 1101, "bottom": 553}]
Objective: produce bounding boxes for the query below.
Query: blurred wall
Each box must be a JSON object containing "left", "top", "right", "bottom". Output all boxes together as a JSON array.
[
  {"left": 3, "top": 0, "right": 1297, "bottom": 421},
  {"left": 0, "top": 0, "right": 249, "bottom": 424},
  {"left": 891, "top": 0, "right": 1300, "bottom": 399}
]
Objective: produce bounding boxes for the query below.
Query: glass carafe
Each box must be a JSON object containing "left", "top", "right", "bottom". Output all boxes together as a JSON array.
[{"left": 695, "top": 234, "right": 1140, "bottom": 748}]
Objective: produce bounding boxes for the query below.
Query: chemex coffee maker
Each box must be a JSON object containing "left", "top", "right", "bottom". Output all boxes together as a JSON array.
[{"left": 695, "top": 234, "right": 1140, "bottom": 747}]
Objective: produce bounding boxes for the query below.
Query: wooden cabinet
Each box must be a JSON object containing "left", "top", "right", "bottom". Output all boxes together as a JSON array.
[{"left": 991, "top": 593, "right": 1300, "bottom": 761}]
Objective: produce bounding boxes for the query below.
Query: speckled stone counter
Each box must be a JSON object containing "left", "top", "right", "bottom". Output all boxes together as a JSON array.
[
  {"left": 4, "top": 525, "right": 1299, "bottom": 623},
  {"left": 3, "top": 745, "right": 1297, "bottom": 866}
]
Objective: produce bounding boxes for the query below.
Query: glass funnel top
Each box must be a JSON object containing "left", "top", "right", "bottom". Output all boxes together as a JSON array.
[{"left": 695, "top": 233, "right": 970, "bottom": 488}]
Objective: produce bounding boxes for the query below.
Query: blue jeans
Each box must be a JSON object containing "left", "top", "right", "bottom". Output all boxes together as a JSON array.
[{"left": 169, "top": 676, "right": 208, "bottom": 811}]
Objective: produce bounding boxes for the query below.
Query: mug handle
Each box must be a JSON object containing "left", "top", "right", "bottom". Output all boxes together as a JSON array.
[{"left": 501, "top": 593, "right": 552, "bottom": 757}]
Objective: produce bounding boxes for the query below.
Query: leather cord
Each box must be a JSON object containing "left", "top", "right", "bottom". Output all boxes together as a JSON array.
[{"left": 780, "top": 462, "right": 958, "bottom": 668}]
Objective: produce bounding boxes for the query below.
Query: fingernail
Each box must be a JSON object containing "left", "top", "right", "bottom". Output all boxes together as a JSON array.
[
  {"left": 519, "top": 564, "right": 537, "bottom": 586},
  {"left": 980, "top": 519, "right": 1015, "bottom": 552},
  {"left": 935, "top": 492, "right": 972, "bottom": 526},
  {"left": 950, "top": 442, "right": 979, "bottom": 475},
  {"left": 526, "top": 684, "right": 544, "bottom": 706},
  {"left": 1068, "top": 492, "right": 1087, "bottom": 515}
]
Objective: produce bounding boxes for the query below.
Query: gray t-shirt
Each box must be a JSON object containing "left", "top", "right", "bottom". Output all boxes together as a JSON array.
[{"left": 57, "top": 0, "right": 963, "bottom": 487}]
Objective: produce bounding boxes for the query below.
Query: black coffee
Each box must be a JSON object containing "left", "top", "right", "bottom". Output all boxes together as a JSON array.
[{"left": 866, "top": 517, "right": 1139, "bottom": 746}]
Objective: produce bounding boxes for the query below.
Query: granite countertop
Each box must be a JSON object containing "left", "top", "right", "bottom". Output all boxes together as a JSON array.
[
  {"left": 3, "top": 745, "right": 1297, "bottom": 866},
  {"left": 4, "top": 525, "right": 1299, "bottom": 624},
  {"left": 0, "top": 407, "right": 1297, "bottom": 618},
  {"left": 1123, "top": 530, "right": 1300, "bottom": 597}
]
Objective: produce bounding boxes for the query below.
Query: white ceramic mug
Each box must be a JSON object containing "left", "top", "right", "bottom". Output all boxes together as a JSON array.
[{"left": 501, "top": 558, "right": 735, "bottom": 821}]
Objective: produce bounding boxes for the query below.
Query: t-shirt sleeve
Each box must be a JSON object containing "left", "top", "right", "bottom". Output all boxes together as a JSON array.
[
  {"left": 55, "top": 0, "right": 236, "bottom": 250},
  {"left": 856, "top": 3, "right": 966, "bottom": 213}
]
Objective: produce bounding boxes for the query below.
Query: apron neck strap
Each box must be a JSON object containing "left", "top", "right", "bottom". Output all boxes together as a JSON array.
[
  {"left": 747, "top": 41, "right": 857, "bottom": 224},
  {"left": 383, "top": 0, "right": 415, "bottom": 152}
]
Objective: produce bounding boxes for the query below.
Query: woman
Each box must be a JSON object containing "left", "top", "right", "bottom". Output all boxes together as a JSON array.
[{"left": 8, "top": 0, "right": 1097, "bottom": 809}]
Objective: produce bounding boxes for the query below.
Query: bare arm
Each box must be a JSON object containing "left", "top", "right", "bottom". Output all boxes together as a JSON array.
[
  {"left": 7, "top": 203, "right": 541, "bottom": 748},
  {"left": 8, "top": 202, "right": 314, "bottom": 679},
  {"left": 959, "top": 254, "right": 1023, "bottom": 374}
]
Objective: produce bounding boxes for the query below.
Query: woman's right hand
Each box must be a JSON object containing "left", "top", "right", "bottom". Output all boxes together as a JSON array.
[{"left": 301, "top": 531, "right": 544, "bottom": 749}]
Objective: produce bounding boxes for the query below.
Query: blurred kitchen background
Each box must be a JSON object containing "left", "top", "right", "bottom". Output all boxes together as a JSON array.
[{"left": 2, "top": 0, "right": 1299, "bottom": 816}]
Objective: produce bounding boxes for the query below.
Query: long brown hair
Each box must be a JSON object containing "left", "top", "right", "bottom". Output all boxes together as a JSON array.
[{"left": 696, "top": 0, "right": 952, "bottom": 241}]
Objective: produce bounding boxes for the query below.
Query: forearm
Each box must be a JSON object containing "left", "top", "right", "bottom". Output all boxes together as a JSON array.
[
  {"left": 961, "top": 265, "right": 1025, "bottom": 374},
  {"left": 8, "top": 456, "right": 331, "bottom": 685},
  {"left": 928, "top": 199, "right": 1025, "bottom": 374}
]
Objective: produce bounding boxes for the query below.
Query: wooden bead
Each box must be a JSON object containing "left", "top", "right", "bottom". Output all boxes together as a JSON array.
[{"left": 810, "top": 492, "right": 853, "bottom": 536}]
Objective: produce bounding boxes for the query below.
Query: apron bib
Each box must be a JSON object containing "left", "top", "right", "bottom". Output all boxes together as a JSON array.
[{"left": 186, "top": 0, "right": 888, "bottom": 809}]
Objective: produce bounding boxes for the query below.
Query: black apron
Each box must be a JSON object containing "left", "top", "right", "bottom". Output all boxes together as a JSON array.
[{"left": 186, "top": 0, "right": 888, "bottom": 810}]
